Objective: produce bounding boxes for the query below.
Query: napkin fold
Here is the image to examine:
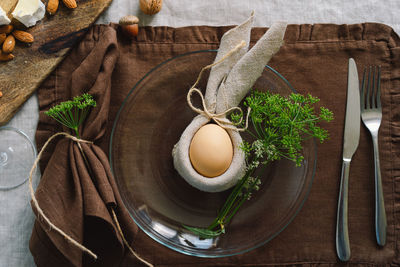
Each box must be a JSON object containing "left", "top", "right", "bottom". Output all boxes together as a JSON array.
[
  {"left": 30, "top": 26, "right": 141, "bottom": 267},
  {"left": 215, "top": 21, "right": 286, "bottom": 113},
  {"left": 204, "top": 13, "right": 253, "bottom": 112}
]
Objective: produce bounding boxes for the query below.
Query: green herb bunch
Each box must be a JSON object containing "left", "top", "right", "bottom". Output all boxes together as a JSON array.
[
  {"left": 45, "top": 93, "right": 96, "bottom": 138},
  {"left": 184, "top": 91, "right": 333, "bottom": 239}
]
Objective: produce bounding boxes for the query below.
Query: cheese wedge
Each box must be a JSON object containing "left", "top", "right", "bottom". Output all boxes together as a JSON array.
[
  {"left": 0, "top": 6, "right": 11, "bottom": 25},
  {"left": 12, "top": 0, "right": 45, "bottom": 27}
]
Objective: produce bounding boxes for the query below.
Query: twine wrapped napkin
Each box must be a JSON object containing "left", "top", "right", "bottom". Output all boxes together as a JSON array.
[
  {"left": 31, "top": 28, "right": 148, "bottom": 267},
  {"left": 33, "top": 22, "right": 400, "bottom": 266},
  {"left": 172, "top": 14, "right": 287, "bottom": 192}
]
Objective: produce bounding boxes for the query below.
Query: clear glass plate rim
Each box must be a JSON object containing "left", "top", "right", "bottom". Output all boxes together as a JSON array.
[{"left": 109, "top": 49, "right": 317, "bottom": 258}]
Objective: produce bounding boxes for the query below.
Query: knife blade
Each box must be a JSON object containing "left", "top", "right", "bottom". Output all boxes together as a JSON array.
[{"left": 336, "top": 58, "right": 360, "bottom": 262}]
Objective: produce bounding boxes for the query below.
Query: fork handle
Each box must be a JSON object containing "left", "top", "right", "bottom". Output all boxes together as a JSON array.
[
  {"left": 372, "top": 134, "right": 387, "bottom": 246},
  {"left": 336, "top": 159, "right": 351, "bottom": 261}
]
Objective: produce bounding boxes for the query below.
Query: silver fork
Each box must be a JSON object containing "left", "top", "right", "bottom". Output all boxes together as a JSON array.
[{"left": 360, "top": 66, "right": 387, "bottom": 246}]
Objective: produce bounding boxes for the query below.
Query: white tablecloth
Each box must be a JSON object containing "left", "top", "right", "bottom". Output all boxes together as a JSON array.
[{"left": 2, "top": 0, "right": 400, "bottom": 266}]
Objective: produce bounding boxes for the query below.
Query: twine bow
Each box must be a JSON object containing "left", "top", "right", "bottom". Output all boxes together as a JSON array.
[
  {"left": 187, "top": 88, "right": 250, "bottom": 131},
  {"left": 186, "top": 40, "right": 251, "bottom": 132}
]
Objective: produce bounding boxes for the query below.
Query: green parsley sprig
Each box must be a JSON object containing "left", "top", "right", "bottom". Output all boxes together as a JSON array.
[
  {"left": 184, "top": 91, "right": 333, "bottom": 239},
  {"left": 45, "top": 93, "right": 96, "bottom": 138}
]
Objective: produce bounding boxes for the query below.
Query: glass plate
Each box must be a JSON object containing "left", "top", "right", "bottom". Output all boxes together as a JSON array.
[{"left": 110, "top": 50, "right": 316, "bottom": 258}]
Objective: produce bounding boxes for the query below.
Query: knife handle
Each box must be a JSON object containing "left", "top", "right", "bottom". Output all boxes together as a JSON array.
[
  {"left": 336, "top": 159, "right": 351, "bottom": 261},
  {"left": 372, "top": 134, "right": 387, "bottom": 246}
]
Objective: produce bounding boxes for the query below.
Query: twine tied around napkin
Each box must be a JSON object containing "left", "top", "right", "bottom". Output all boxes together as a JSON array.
[{"left": 28, "top": 132, "right": 153, "bottom": 267}]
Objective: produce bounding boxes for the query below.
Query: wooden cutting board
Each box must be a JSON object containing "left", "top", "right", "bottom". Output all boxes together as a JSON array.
[{"left": 0, "top": 0, "right": 113, "bottom": 126}]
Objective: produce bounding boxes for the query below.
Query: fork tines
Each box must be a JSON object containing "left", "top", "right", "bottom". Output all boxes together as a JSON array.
[{"left": 361, "top": 66, "right": 381, "bottom": 110}]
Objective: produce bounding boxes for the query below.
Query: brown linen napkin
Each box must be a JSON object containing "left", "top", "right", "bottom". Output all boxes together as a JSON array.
[
  {"left": 34, "top": 23, "right": 400, "bottom": 266},
  {"left": 31, "top": 26, "right": 141, "bottom": 267}
]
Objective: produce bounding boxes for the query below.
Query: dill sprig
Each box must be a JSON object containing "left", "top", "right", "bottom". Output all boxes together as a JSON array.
[
  {"left": 45, "top": 93, "right": 96, "bottom": 138},
  {"left": 184, "top": 91, "right": 333, "bottom": 239}
]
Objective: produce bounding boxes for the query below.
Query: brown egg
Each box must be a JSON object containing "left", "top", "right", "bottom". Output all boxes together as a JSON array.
[{"left": 189, "top": 124, "right": 233, "bottom": 178}]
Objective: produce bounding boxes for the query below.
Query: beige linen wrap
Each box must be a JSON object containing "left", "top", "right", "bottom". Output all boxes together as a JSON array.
[{"left": 172, "top": 14, "right": 287, "bottom": 192}]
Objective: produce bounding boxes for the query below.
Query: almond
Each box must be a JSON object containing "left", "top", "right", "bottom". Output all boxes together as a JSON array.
[
  {"left": 0, "top": 51, "right": 14, "bottom": 61},
  {"left": 0, "top": 33, "right": 6, "bottom": 45},
  {"left": 2, "top": 35, "right": 15, "bottom": 54},
  {"left": 47, "top": 0, "right": 59, "bottom": 15},
  {"left": 0, "top": 25, "right": 13, "bottom": 34},
  {"left": 62, "top": 0, "right": 77, "bottom": 9},
  {"left": 12, "top": 30, "right": 34, "bottom": 43}
]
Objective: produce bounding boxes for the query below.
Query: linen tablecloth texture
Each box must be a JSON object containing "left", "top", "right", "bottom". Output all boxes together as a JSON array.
[{"left": 33, "top": 23, "right": 400, "bottom": 266}]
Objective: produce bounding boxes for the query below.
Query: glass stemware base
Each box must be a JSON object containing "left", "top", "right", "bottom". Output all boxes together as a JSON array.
[{"left": 0, "top": 126, "right": 37, "bottom": 190}]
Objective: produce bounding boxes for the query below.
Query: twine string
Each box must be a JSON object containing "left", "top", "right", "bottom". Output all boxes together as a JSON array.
[
  {"left": 187, "top": 88, "right": 250, "bottom": 132},
  {"left": 189, "top": 40, "right": 246, "bottom": 91},
  {"left": 186, "top": 40, "right": 251, "bottom": 132},
  {"left": 28, "top": 132, "right": 97, "bottom": 259},
  {"left": 29, "top": 132, "right": 152, "bottom": 266},
  {"left": 111, "top": 209, "right": 153, "bottom": 267}
]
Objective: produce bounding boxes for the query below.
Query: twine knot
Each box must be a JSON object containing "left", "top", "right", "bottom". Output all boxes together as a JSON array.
[
  {"left": 187, "top": 88, "right": 250, "bottom": 132},
  {"left": 69, "top": 135, "right": 93, "bottom": 144},
  {"left": 185, "top": 40, "right": 251, "bottom": 132}
]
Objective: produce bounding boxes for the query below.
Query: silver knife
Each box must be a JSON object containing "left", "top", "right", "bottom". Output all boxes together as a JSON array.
[{"left": 336, "top": 58, "right": 360, "bottom": 262}]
